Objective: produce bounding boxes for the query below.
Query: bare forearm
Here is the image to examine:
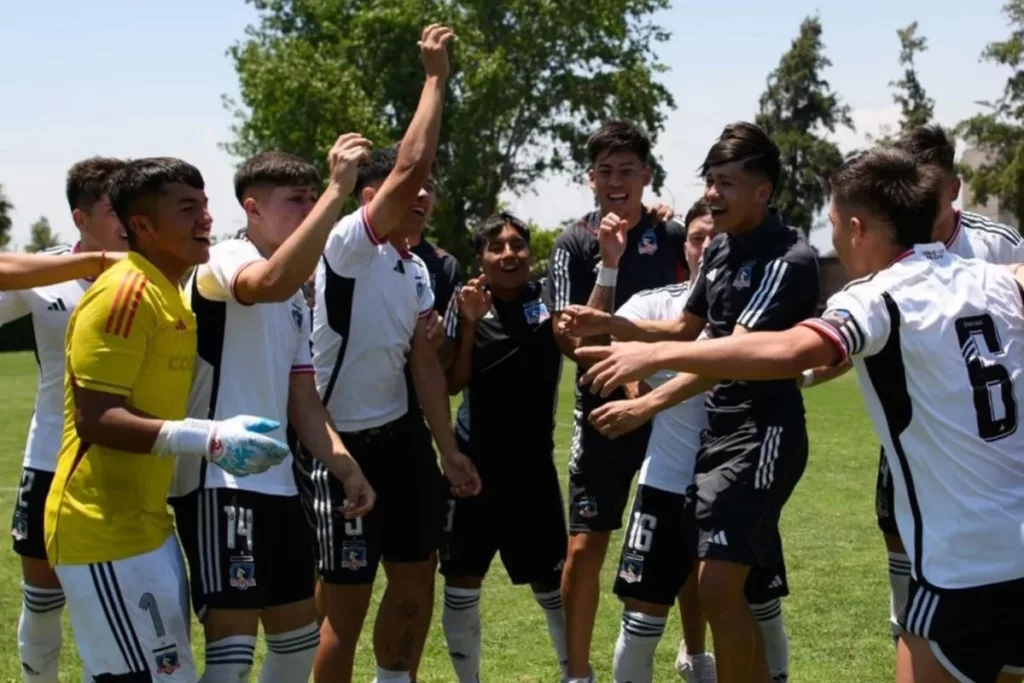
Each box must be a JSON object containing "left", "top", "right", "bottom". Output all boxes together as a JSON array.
[
  {"left": 75, "top": 407, "right": 163, "bottom": 454},
  {"left": 0, "top": 252, "right": 107, "bottom": 290},
  {"left": 240, "top": 184, "right": 348, "bottom": 303},
  {"left": 607, "top": 315, "right": 687, "bottom": 343},
  {"left": 289, "top": 396, "right": 357, "bottom": 482},
  {"left": 647, "top": 330, "right": 827, "bottom": 380},
  {"left": 643, "top": 373, "right": 718, "bottom": 413},
  {"left": 581, "top": 284, "right": 615, "bottom": 347},
  {"left": 412, "top": 347, "right": 458, "bottom": 456},
  {"left": 801, "top": 360, "right": 853, "bottom": 388}
]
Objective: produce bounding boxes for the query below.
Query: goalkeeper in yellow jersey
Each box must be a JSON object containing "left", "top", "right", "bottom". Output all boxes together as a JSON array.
[{"left": 44, "top": 157, "right": 290, "bottom": 682}]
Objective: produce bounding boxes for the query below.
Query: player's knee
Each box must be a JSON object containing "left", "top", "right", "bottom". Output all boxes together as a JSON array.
[
  {"left": 566, "top": 532, "right": 610, "bottom": 567},
  {"left": 383, "top": 559, "right": 436, "bottom": 596},
  {"left": 697, "top": 563, "right": 749, "bottom": 613},
  {"left": 201, "top": 608, "right": 260, "bottom": 643}
]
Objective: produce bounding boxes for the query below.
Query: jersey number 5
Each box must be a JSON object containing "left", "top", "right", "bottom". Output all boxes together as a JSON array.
[{"left": 956, "top": 314, "right": 1018, "bottom": 441}]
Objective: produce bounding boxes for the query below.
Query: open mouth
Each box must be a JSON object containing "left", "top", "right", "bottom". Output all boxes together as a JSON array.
[
  {"left": 193, "top": 235, "right": 211, "bottom": 245},
  {"left": 607, "top": 193, "right": 628, "bottom": 205},
  {"left": 710, "top": 206, "right": 727, "bottom": 217},
  {"left": 499, "top": 261, "right": 523, "bottom": 273},
  {"left": 117, "top": 229, "right": 128, "bottom": 241},
  {"left": 411, "top": 207, "right": 426, "bottom": 217}
]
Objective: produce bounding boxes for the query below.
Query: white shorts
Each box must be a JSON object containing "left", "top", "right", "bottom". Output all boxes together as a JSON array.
[{"left": 55, "top": 534, "right": 197, "bottom": 682}]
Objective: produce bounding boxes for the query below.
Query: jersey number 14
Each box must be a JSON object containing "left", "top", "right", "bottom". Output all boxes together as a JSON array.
[{"left": 956, "top": 314, "right": 1018, "bottom": 441}]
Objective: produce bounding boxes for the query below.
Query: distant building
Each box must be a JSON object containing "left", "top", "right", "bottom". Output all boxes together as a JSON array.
[{"left": 960, "top": 148, "right": 1019, "bottom": 229}]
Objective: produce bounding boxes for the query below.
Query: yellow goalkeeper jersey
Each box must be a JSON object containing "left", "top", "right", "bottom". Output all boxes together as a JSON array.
[{"left": 45, "top": 252, "right": 197, "bottom": 565}]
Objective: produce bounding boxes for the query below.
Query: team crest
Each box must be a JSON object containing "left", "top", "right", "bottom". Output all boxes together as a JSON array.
[
  {"left": 733, "top": 262, "right": 755, "bottom": 290},
  {"left": 822, "top": 308, "right": 853, "bottom": 328},
  {"left": 228, "top": 556, "right": 256, "bottom": 590},
  {"left": 415, "top": 277, "right": 427, "bottom": 300},
  {"left": 341, "top": 542, "right": 368, "bottom": 570},
  {"left": 523, "top": 299, "right": 550, "bottom": 325},
  {"left": 638, "top": 228, "right": 658, "bottom": 256},
  {"left": 10, "top": 512, "right": 27, "bottom": 542},
  {"left": 153, "top": 645, "right": 181, "bottom": 674},
  {"left": 577, "top": 497, "right": 599, "bottom": 520},
  {"left": 618, "top": 554, "right": 645, "bottom": 584}
]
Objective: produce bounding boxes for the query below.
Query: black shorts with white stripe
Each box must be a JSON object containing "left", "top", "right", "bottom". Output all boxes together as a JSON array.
[
  {"left": 170, "top": 489, "right": 315, "bottom": 616},
  {"left": 875, "top": 446, "right": 900, "bottom": 536},
  {"left": 901, "top": 576, "right": 1024, "bottom": 682},
  {"left": 691, "top": 413, "right": 808, "bottom": 574},
  {"left": 10, "top": 467, "right": 55, "bottom": 560},
  {"left": 294, "top": 411, "right": 446, "bottom": 585}
]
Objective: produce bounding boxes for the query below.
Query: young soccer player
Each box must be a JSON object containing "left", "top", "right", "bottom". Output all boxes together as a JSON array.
[
  {"left": 44, "top": 157, "right": 292, "bottom": 682},
  {"left": 169, "top": 139, "right": 376, "bottom": 683},
  {"left": 578, "top": 146, "right": 1024, "bottom": 683},
  {"left": 562, "top": 123, "right": 815, "bottom": 683},
  {"left": 302, "top": 25, "right": 480, "bottom": 683},
  {"left": 439, "top": 212, "right": 568, "bottom": 682},
  {"left": 547, "top": 121, "right": 688, "bottom": 683},
  {"left": 3, "top": 157, "right": 126, "bottom": 683}
]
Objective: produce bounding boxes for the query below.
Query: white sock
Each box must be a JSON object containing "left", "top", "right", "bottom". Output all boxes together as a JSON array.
[
  {"left": 888, "top": 552, "right": 911, "bottom": 642},
  {"left": 18, "top": 583, "right": 65, "bottom": 682},
  {"left": 201, "top": 635, "right": 256, "bottom": 682},
  {"left": 442, "top": 587, "right": 482, "bottom": 683},
  {"left": 750, "top": 600, "right": 788, "bottom": 683},
  {"left": 258, "top": 622, "right": 319, "bottom": 683},
  {"left": 567, "top": 677, "right": 594, "bottom": 683},
  {"left": 374, "top": 668, "right": 412, "bottom": 682},
  {"left": 613, "top": 611, "right": 666, "bottom": 683},
  {"left": 533, "top": 589, "right": 569, "bottom": 674}
]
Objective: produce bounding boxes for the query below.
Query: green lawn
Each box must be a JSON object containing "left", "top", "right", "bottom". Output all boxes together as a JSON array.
[{"left": 0, "top": 350, "right": 894, "bottom": 682}]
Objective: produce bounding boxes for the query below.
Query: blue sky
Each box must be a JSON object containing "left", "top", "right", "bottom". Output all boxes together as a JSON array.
[{"left": 0, "top": 1, "right": 1013, "bottom": 254}]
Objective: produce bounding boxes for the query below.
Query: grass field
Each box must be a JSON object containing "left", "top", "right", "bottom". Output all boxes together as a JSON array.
[{"left": 0, "top": 350, "right": 895, "bottom": 682}]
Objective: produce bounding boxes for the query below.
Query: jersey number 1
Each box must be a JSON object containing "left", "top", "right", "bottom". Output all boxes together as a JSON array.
[{"left": 956, "top": 314, "right": 1018, "bottom": 441}]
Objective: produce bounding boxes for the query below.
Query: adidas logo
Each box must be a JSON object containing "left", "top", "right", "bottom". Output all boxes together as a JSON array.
[
  {"left": 709, "top": 530, "right": 728, "bottom": 546},
  {"left": 46, "top": 298, "right": 67, "bottom": 312},
  {"left": 768, "top": 575, "right": 784, "bottom": 590}
]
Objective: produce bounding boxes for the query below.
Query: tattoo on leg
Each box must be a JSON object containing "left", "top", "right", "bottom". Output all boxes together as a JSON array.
[{"left": 384, "top": 599, "right": 419, "bottom": 670}]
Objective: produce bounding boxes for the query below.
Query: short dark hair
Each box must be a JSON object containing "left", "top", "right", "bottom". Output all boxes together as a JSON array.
[
  {"left": 587, "top": 121, "right": 652, "bottom": 166},
  {"left": 66, "top": 157, "right": 127, "bottom": 212},
  {"left": 700, "top": 122, "right": 781, "bottom": 196},
  {"left": 354, "top": 146, "right": 439, "bottom": 196},
  {"left": 681, "top": 198, "right": 711, "bottom": 233},
  {"left": 472, "top": 212, "right": 531, "bottom": 253},
  {"left": 893, "top": 124, "right": 956, "bottom": 175},
  {"left": 108, "top": 158, "right": 205, "bottom": 246},
  {"left": 829, "top": 147, "right": 943, "bottom": 248},
  {"left": 233, "top": 151, "right": 320, "bottom": 204}
]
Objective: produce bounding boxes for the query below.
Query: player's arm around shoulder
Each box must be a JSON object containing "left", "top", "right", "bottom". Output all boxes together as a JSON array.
[
  {"left": 0, "top": 249, "right": 123, "bottom": 290},
  {"left": 287, "top": 372, "right": 375, "bottom": 517}
]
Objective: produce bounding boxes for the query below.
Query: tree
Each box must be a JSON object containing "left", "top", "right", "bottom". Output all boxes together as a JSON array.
[
  {"left": 226, "top": 0, "right": 675, "bottom": 264},
  {"left": 0, "top": 184, "right": 12, "bottom": 251},
  {"left": 755, "top": 16, "right": 853, "bottom": 234},
  {"left": 528, "top": 224, "right": 561, "bottom": 278},
  {"left": 891, "top": 22, "right": 934, "bottom": 133},
  {"left": 957, "top": 0, "right": 1024, "bottom": 224},
  {"left": 27, "top": 217, "right": 60, "bottom": 253}
]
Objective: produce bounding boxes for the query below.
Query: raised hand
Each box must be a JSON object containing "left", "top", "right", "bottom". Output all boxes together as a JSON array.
[
  {"left": 328, "top": 133, "right": 373, "bottom": 197},
  {"left": 458, "top": 275, "right": 492, "bottom": 323},
  {"left": 419, "top": 24, "right": 456, "bottom": 81},
  {"left": 598, "top": 212, "right": 629, "bottom": 267},
  {"left": 648, "top": 203, "right": 675, "bottom": 224},
  {"left": 557, "top": 304, "right": 611, "bottom": 338}
]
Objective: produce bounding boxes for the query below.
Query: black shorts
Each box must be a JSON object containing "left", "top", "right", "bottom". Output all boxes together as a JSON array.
[
  {"left": 875, "top": 446, "right": 900, "bottom": 536},
  {"left": 693, "top": 415, "right": 808, "bottom": 569},
  {"left": 612, "top": 485, "right": 789, "bottom": 607},
  {"left": 900, "top": 576, "right": 1024, "bottom": 682},
  {"left": 567, "top": 408, "right": 649, "bottom": 533},
  {"left": 295, "top": 412, "right": 446, "bottom": 585},
  {"left": 10, "top": 467, "right": 55, "bottom": 560},
  {"left": 171, "top": 489, "right": 316, "bottom": 617},
  {"left": 440, "top": 437, "right": 567, "bottom": 587}
]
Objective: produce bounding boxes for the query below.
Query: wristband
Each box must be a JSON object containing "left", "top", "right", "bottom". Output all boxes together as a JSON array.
[
  {"left": 800, "top": 368, "right": 815, "bottom": 388},
  {"left": 596, "top": 265, "right": 618, "bottom": 287},
  {"left": 152, "top": 418, "right": 210, "bottom": 458}
]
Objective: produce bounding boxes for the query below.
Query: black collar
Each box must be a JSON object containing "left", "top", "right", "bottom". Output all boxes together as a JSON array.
[{"left": 729, "top": 209, "right": 785, "bottom": 251}]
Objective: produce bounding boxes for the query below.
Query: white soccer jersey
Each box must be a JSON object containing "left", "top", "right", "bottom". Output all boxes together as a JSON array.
[
  {"left": 312, "top": 206, "right": 434, "bottom": 432},
  {"left": 946, "top": 210, "right": 1024, "bottom": 264},
  {"left": 0, "top": 244, "right": 87, "bottom": 472},
  {"left": 802, "top": 243, "right": 1024, "bottom": 589},
  {"left": 616, "top": 282, "right": 708, "bottom": 495},
  {"left": 171, "top": 238, "right": 313, "bottom": 498}
]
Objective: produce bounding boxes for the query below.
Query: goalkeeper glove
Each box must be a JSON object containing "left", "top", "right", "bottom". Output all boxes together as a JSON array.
[{"left": 153, "top": 415, "right": 291, "bottom": 477}]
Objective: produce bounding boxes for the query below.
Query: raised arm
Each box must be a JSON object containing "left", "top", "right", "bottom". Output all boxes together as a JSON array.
[
  {"left": 232, "top": 134, "right": 370, "bottom": 304},
  {"left": 444, "top": 276, "right": 490, "bottom": 395},
  {"left": 0, "top": 250, "right": 122, "bottom": 290},
  {"left": 364, "top": 25, "right": 454, "bottom": 240}
]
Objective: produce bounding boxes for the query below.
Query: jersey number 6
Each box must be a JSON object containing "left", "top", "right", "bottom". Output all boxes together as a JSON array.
[{"left": 956, "top": 314, "right": 1018, "bottom": 441}]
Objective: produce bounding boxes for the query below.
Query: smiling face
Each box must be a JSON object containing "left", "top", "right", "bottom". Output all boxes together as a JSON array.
[
  {"left": 479, "top": 223, "right": 531, "bottom": 292},
  {"left": 684, "top": 213, "right": 715, "bottom": 279},
  {"left": 245, "top": 184, "right": 319, "bottom": 251},
  {"left": 129, "top": 182, "right": 212, "bottom": 269},
  {"left": 76, "top": 193, "right": 128, "bottom": 251},
  {"left": 589, "top": 150, "right": 652, "bottom": 220},
  {"left": 702, "top": 159, "right": 772, "bottom": 234},
  {"left": 361, "top": 175, "right": 437, "bottom": 242}
]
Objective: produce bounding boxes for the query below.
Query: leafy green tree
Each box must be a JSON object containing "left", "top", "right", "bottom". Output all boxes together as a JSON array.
[
  {"left": 891, "top": 22, "right": 934, "bottom": 133},
  {"left": 0, "top": 185, "right": 12, "bottom": 251},
  {"left": 225, "top": 0, "right": 675, "bottom": 263},
  {"left": 528, "top": 225, "right": 561, "bottom": 278},
  {"left": 26, "top": 217, "right": 60, "bottom": 253},
  {"left": 957, "top": 0, "right": 1024, "bottom": 224},
  {"left": 755, "top": 16, "right": 853, "bottom": 233}
]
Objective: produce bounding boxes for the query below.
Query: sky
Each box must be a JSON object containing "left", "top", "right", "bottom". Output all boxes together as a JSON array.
[{"left": 0, "top": 1, "right": 1015, "bottom": 255}]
